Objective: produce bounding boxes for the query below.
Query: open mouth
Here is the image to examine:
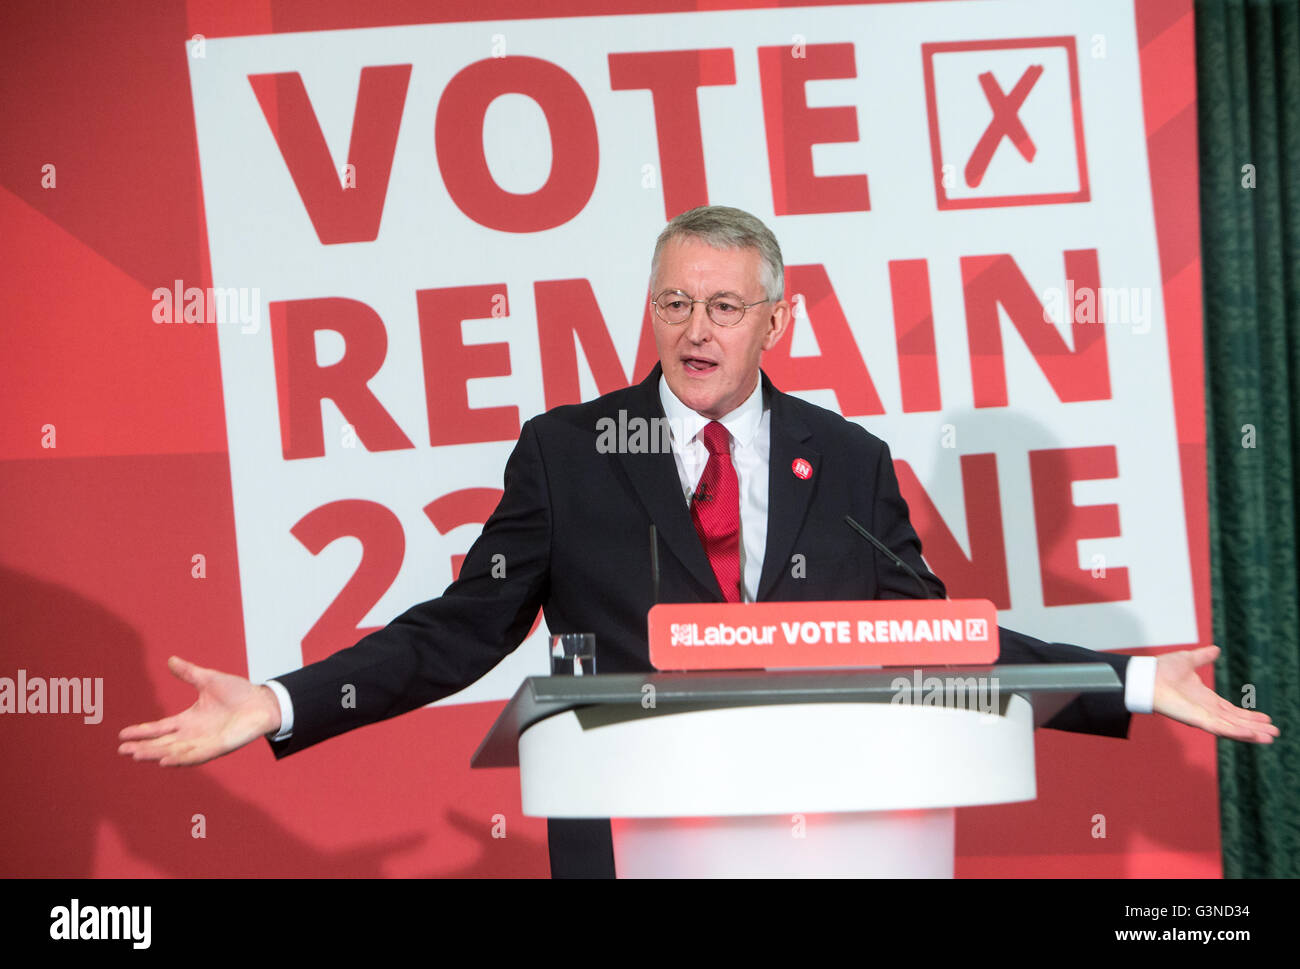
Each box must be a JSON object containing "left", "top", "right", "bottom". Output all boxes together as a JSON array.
[{"left": 682, "top": 356, "right": 718, "bottom": 374}]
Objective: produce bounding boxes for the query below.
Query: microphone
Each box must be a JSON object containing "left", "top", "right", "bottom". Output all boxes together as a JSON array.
[
  {"left": 844, "top": 514, "right": 939, "bottom": 600},
  {"left": 649, "top": 524, "right": 661, "bottom": 605}
]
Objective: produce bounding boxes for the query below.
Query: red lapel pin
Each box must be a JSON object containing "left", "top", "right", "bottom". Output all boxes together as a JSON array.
[{"left": 791, "top": 458, "right": 813, "bottom": 480}]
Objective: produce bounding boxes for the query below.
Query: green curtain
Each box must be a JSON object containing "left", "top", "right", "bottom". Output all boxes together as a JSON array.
[{"left": 1197, "top": 0, "right": 1300, "bottom": 877}]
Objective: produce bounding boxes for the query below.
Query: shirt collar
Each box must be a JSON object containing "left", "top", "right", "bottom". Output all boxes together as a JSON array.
[{"left": 658, "top": 371, "right": 766, "bottom": 449}]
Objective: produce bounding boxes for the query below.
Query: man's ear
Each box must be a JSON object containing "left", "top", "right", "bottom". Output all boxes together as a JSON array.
[{"left": 760, "top": 298, "right": 792, "bottom": 351}]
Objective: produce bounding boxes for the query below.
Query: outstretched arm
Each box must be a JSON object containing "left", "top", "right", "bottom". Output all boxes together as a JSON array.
[
  {"left": 117, "top": 656, "right": 281, "bottom": 766},
  {"left": 1153, "top": 645, "right": 1278, "bottom": 744},
  {"left": 121, "top": 418, "right": 553, "bottom": 764}
]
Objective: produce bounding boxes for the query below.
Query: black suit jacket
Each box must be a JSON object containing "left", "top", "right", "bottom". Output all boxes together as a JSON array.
[{"left": 269, "top": 364, "right": 1131, "bottom": 873}]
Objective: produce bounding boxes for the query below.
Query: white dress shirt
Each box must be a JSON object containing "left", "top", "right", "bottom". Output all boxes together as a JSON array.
[{"left": 657, "top": 373, "right": 769, "bottom": 603}]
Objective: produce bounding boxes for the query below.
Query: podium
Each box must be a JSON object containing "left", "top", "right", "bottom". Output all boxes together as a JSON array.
[{"left": 472, "top": 665, "right": 1122, "bottom": 877}]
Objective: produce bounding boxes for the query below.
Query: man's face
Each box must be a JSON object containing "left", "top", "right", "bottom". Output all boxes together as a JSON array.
[{"left": 650, "top": 237, "right": 790, "bottom": 420}]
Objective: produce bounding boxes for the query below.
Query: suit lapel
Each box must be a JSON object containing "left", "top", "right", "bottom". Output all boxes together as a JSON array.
[
  {"left": 612, "top": 364, "right": 724, "bottom": 600},
  {"left": 758, "top": 374, "right": 820, "bottom": 600}
]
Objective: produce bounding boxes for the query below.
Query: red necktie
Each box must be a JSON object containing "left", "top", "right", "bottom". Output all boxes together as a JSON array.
[{"left": 691, "top": 421, "right": 741, "bottom": 602}]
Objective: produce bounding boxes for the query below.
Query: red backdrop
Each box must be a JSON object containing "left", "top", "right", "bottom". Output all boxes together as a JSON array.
[{"left": 0, "top": 0, "right": 1218, "bottom": 877}]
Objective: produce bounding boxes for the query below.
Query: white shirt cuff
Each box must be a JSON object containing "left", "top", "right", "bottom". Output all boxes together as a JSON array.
[
  {"left": 263, "top": 679, "right": 294, "bottom": 741},
  {"left": 1123, "top": 655, "right": 1157, "bottom": 714}
]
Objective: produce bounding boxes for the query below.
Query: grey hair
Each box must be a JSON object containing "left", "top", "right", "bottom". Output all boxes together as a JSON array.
[{"left": 649, "top": 205, "right": 784, "bottom": 302}]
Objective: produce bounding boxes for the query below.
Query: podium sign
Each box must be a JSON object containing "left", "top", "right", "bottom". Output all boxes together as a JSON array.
[{"left": 647, "top": 599, "right": 999, "bottom": 670}]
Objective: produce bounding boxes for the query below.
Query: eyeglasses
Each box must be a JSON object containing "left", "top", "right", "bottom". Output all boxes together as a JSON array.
[{"left": 650, "top": 290, "right": 770, "bottom": 327}]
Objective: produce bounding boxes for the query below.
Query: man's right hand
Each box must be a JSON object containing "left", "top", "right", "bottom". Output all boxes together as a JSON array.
[{"left": 117, "top": 656, "right": 282, "bottom": 766}]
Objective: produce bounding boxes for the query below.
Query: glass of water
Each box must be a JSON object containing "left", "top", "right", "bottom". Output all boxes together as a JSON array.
[{"left": 550, "top": 633, "right": 596, "bottom": 676}]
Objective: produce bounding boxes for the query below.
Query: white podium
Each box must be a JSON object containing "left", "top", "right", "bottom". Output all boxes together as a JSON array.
[{"left": 472, "top": 666, "right": 1121, "bottom": 877}]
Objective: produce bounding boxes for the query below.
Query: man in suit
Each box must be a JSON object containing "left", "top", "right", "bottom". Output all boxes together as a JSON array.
[{"left": 120, "top": 205, "right": 1277, "bottom": 877}]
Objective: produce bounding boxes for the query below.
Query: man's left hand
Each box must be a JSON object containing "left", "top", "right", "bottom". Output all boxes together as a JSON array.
[{"left": 1153, "top": 645, "right": 1279, "bottom": 743}]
